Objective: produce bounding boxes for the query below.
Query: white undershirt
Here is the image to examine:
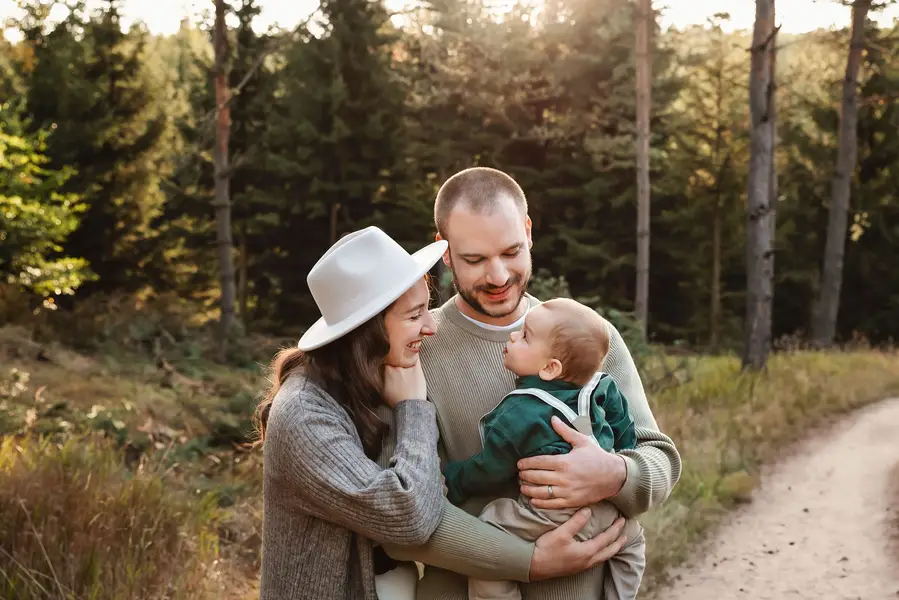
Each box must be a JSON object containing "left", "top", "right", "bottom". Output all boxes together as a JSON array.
[{"left": 457, "top": 307, "right": 527, "bottom": 332}]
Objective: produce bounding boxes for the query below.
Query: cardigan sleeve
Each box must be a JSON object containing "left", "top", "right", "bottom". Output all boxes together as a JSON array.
[{"left": 268, "top": 393, "right": 444, "bottom": 546}]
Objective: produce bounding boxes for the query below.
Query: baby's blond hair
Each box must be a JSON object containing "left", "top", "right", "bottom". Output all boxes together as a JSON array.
[{"left": 541, "top": 298, "right": 609, "bottom": 386}]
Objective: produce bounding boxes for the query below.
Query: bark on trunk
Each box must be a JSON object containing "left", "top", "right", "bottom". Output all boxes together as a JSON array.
[
  {"left": 634, "top": 0, "right": 652, "bottom": 338},
  {"left": 710, "top": 188, "right": 723, "bottom": 351},
  {"left": 811, "top": 0, "right": 870, "bottom": 347},
  {"left": 238, "top": 222, "right": 248, "bottom": 326},
  {"left": 213, "top": 0, "right": 238, "bottom": 356},
  {"left": 743, "top": 0, "right": 778, "bottom": 371},
  {"left": 329, "top": 202, "right": 341, "bottom": 245},
  {"left": 710, "top": 49, "right": 726, "bottom": 351}
]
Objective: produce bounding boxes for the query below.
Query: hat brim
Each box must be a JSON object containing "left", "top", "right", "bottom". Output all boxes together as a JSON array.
[{"left": 297, "top": 239, "right": 448, "bottom": 351}]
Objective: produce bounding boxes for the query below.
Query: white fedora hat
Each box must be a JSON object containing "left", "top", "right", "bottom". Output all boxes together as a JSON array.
[{"left": 298, "top": 226, "right": 447, "bottom": 351}]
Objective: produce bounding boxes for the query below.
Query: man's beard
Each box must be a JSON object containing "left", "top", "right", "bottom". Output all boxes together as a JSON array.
[{"left": 452, "top": 266, "right": 531, "bottom": 319}]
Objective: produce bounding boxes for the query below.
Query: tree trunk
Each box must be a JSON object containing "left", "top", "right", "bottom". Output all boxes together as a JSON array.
[
  {"left": 213, "top": 0, "right": 239, "bottom": 357},
  {"left": 709, "top": 49, "right": 726, "bottom": 352},
  {"left": 710, "top": 187, "right": 723, "bottom": 351},
  {"left": 329, "top": 201, "right": 341, "bottom": 245},
  {"left": 238, "top": 222, "right": 249, "bottom": 326},
  {"left": 634, "top": 0, "right": 652, "bottom": 338},
  {"left": 811, "top": 0, "right": 870, "bottom": 347},
  {"left": 743, "top": 0, "right": 778, "bottom": 371},
  {"left": 767, "top": 31, "right": 779, "bottom": 345}
]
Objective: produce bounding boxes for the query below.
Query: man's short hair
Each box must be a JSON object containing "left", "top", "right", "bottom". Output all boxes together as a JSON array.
[
  {"left": 434, "top": 167, "right": 528, "bottom": 237},
  {"left": 542, "top": 298, "right": 609, "bottom": 386}
]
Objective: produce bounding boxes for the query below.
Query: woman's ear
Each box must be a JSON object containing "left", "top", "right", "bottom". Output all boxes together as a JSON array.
[{"left": 538, "top": 358, "right": 563, "bottom": 381}]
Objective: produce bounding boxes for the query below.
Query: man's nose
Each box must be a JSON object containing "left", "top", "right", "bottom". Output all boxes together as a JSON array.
[{"left": 485, "top": 259, "right": 509, "bottom": 287}]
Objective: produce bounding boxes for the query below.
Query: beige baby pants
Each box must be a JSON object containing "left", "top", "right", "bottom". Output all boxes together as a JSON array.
[{"left": 469, "top": 495, "right": 646, "bottom": 600}]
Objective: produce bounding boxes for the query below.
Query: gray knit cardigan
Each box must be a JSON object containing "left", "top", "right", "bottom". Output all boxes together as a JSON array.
[{"left": 259, "top": 374, "right": 444, "bottom": 599}]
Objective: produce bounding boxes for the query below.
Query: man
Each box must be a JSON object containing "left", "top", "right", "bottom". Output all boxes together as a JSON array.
[{"left": 384, "top": 167, "right": 681, "bottom": 599}]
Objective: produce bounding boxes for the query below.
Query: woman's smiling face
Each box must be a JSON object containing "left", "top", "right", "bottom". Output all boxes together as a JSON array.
[{"left": 383, "top": 278, "right": 436, "bottom": 368}]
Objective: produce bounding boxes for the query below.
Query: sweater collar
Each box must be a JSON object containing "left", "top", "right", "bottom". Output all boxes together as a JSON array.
[
  {"left": 440, "top": 294, "right": 541, "bottom": 343},
  {"left": 516, "top": 374, "right": 581, "bottom": 392}
]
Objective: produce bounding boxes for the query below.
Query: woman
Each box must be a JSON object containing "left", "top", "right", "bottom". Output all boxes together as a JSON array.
[{"left": 254, "top": 226, "right": 448, "bottom": 600}]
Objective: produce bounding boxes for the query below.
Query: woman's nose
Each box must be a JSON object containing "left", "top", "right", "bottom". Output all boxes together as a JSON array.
[{"left": 421, "top": 313, "right": 436, "bottom": 336}]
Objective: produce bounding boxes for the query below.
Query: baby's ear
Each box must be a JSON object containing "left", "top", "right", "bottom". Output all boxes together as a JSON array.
[{"left": 538, "top": 358, "right": 563, "bottom": 381}]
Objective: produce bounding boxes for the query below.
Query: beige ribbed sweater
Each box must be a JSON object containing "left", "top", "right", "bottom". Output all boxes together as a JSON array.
[{"left": 381, "top": 294, "right": 682, "bottom": 600}]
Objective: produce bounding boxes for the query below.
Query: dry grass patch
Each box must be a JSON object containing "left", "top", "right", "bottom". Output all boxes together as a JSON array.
[
  {"left": 0, "top": 326, "right": 265, "bottom": 598},
  {"left": 0, "top": 435, "right": 238, "bottom": 599},
  {"left": 640, "top": 349, "right": 899, "bottom": 592}
]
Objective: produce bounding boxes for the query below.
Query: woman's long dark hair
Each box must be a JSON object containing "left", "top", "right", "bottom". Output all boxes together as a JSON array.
[{"left": 252, "top": 312, "right": 391, "bottom": 458}]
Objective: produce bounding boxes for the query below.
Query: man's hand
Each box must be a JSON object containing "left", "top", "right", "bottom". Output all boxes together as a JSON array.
[
  {"left": 529, "top": 509, "right": 627, "bottom": 581},
  {"left": 518, "top": 416, "right": 627, "bottom": 509}
]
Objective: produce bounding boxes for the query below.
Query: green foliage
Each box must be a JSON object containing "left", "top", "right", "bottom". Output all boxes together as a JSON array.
[
  {"left": 259, "top": 0, "right": 411, "bottom": 321},
  {"left": 0, "top": 105, "right": 93, "bottom": 298},
  {"left": 18, "top": 0, "right": 173, "bottom": 295},
  {"left": 3, "top": 0, "right": 899, "bottom": 351}
]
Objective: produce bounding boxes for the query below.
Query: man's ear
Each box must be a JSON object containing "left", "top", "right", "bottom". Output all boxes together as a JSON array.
[
  {"left": 525, "top": 215, "right": 533, "bottom": 249},
  {"left": 538, "top": 358, "right": 563, "bottom": 381},
  {"left": 436, "top": 233, "right": 451, "bottom": 267}
]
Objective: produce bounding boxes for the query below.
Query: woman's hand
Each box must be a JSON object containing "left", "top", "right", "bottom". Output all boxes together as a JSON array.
[{"left": 383, "top": 361, "right": 427, "bottom": 408}]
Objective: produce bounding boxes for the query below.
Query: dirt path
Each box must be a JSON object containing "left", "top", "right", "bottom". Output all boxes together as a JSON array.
[{"left": 657, "top": 398, "right": 899, "bottom": 600}]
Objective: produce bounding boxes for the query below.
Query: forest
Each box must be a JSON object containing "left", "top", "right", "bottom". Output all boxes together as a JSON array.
[
  {"left": 2, "top": 0, "right": 897, "bottom": 355},
  {"left": 1, "top": 0, "right": 898, "bottom": 597}
]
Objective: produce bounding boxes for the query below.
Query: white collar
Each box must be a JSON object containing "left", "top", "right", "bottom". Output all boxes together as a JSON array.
[{"left": 457, "top": 308, "right": 527, "bottom": 332}]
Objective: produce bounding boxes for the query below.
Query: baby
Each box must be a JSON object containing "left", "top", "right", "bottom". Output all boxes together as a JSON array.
[{"left": 442, "top": 297, "right": 646, "bottom": 600}]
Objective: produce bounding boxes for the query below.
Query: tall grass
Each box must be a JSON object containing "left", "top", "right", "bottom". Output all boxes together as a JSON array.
[
  {"left": 0, "top": 435, "right": 223, "bottom": 600},
  {"left": 641, "top": 349, "right": 899, "bottom": 592}
]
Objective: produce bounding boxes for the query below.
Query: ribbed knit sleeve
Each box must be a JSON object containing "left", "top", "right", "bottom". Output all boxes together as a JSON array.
[
  {"left": 382, "top": 500, "right": 534, "bottom": 582},
  {"left": 603, "top": 320, "right": 683, "bottom": 518},
  {"left": 269, "top": 386, "right": 445, "bottom": 546}
]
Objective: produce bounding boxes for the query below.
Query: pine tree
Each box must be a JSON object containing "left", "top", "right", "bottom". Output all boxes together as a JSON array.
[
  {"left": 264, "top": 0, "right": 409, "bottom": 323},
  {"left": 21, "top": 0, "right": 171, "bottom": 295},
  {"left": 654, "top": 18, "right": 750, "bottom": 348}
]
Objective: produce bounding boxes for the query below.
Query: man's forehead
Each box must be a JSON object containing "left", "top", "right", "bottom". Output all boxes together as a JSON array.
[{"left": 446, "top": 202, "right": 527, "bottom": 252}]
